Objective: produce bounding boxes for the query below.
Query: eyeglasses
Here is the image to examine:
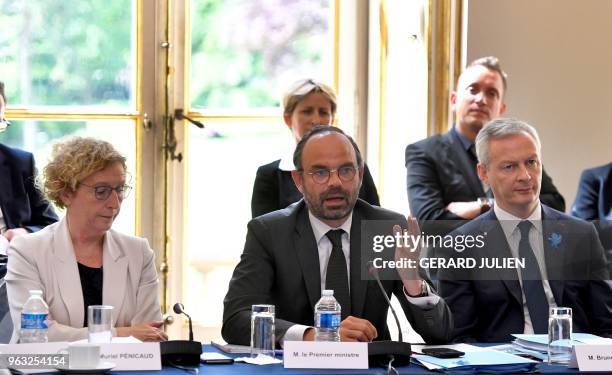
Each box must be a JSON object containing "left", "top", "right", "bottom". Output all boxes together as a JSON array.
[
  {"left": 303, "top": 165, "right": 358, "bottom": 184},
  {"left": 79, "top": 182, "right": 132, "bottom": 201},
  {"left": 0, "top": 119, "right": 10, "bottom": 133}
]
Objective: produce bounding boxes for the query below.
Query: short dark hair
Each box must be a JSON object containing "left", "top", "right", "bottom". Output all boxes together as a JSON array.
[
  {"left": 293, "top": 125, "right": 363, "bottom": 170},
  {"left": 0, "top": 81, "right": 5, "bottom": 103},
  {"left": 467, "top": 56, "right": 508, "bottom": 91}
]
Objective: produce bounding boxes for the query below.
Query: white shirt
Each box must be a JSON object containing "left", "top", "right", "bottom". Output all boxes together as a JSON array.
[
  {"left": 278, "top": 150, "right": 296, "bottom": 171},
  {"left": 0, "top": 208, "right": 6, "bottom": 234},
  {"left": 308, "top": 211, "right": 352, "bottom": 292},
  {"left": 494, "top": 202, "right": 557, "bottom": 334},
  {"left": 0, "top": 209, "right": 8, "bottom": 256},
  {"left": 282, "top": 211, "right": 439, "bottom": 344}
]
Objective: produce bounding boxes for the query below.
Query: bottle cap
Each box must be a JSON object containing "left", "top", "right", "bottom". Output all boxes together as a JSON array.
[{"left": 322, "top": 289, "right": 334, "bottom": 296}]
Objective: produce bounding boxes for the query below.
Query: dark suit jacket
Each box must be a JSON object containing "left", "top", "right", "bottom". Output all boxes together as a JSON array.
[
  {"left": 251, "top": 160, "right": 380, "bottom": 218},
  {"left": 405, "top": 130, "right": 566, "bottom": 224},
  {"left": 0, "top": 143, "right": 57, "bottom": 342},
  {"left": 572, "top": 162, "right": 612, "bottom": 221},
  {"left": 223, "top": 199, "right": 453, "bottom": 346},
  {"left": 437, "top": 205, "right": 612, "bottom": 342},
  {"left": 571, "top": 162, "right": 612, "bottom": 268},
  {"left": 0, "top": 144, "right": 58, "bottom": 233}
]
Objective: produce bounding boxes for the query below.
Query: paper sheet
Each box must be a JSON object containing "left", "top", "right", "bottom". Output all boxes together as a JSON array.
[{"left": 234, "top": 354, "right": 282, "bottom": 365}]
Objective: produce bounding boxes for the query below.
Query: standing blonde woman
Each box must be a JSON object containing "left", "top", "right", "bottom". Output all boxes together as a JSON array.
[
  {"left": 251, "top": 79, "right": 379, "bottom": 217},
  {"left": 6, "top": 137, "right": 167, "bottom": 342}
]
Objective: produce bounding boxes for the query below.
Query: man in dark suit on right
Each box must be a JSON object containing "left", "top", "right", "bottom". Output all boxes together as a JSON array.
[
  {"left": 405, "top": 57, "right": 564, "bottom": 227},
  {"left": 572, "top": 162, "right": 612, "bottom": 222},
  {"left": 572, "top": 162, "right": 612, "bottom": 269},
  {"left": 437, "top": 118, "right": 611, "bottom": 342}
]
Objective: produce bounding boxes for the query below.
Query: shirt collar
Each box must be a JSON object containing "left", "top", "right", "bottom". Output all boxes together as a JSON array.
[
  {"left": 451, "top": 124, "right": 474, "bottom": 152},
  {"left": 308, "top": 210, "right": 353, "bottom": 245},
  {"left": 494, "top": 201, "right": 543, "bottom": 239}
]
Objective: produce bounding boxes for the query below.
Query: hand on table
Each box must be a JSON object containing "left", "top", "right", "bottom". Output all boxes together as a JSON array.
[{"left": 116, "top": 320, "right": 168, "bottom": 341}]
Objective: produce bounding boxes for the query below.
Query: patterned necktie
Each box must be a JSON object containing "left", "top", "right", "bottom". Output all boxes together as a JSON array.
[
  {"left": 517, "top": 220, "right": 549, "bottom": 333},
  {"left": 325, "top": 229, "right": 351, "bottom": 319}
]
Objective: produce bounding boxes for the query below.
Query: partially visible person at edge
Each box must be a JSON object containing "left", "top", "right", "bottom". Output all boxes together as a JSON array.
[
  {"left": 0, "top": 80, "right": 58, "bottom": 342},
  {"left": 0, "top": 81, "right": 58, "bottom": 244},
  {"left": 251, "top": 79, "right": 380, "bottom": 218}
]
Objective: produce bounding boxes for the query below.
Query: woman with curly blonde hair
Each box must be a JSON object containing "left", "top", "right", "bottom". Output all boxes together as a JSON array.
[{"left": 6, "top": 137, "right": 167, "bottom": 342}]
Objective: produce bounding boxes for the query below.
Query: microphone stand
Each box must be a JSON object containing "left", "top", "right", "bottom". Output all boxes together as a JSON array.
[
  {"left": 160, "top": 303, "right": 203, "bottom": 367},
  {"left": 367, "top": 264, "right": 412, "bottom": 367}
]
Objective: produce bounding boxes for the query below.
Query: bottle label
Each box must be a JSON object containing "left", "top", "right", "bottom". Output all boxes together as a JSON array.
[
  {"left": 21, "top": 313, "right": 48, "bottom": 329},
  {"left": 317, "top": 312, "right": 340, "bottom": 329}
]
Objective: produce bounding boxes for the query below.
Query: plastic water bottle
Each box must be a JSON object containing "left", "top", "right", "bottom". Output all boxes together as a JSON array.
[
  {"left": 314, "top": 290, "right": 341, "bottom": 342},
  {"left": 20, "top": 290, "right": 49, "bottom": 343}
]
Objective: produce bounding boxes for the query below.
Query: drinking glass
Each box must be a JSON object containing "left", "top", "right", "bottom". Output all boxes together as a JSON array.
[
  {"left": 88, "top": 305, "right": 113, "bottom": 343},
  {"left": 548, "top": 307, "right": 572, "bottom": 365},
  {"left": 250, "top": 304, "right": 275, "bottom": 358}
]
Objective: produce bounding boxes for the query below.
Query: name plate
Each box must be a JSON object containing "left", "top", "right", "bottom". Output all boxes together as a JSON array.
[
  {"left": 573, "top": 345, "right": 612, "bottom": 372},
  {"left": 99, "top": 343, "right": 161, "bottom": 371},
  {"left": 283, "top": 341, "right": 368, "bottom": 369}
]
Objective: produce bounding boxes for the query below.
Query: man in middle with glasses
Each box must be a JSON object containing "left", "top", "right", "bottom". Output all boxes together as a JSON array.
[{"left": 223, "top": 125, "right": 451, "bottom": 347}]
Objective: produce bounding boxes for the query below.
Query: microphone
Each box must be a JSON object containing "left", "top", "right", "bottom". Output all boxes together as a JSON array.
[
  {"left": 365, "top": 261, "right": 412, "bottom": 367},
  {"left": 173, "top": 303, "right": 193, "bottom": 341},
  {"left": 368, "top": 263, "right": 403, "bottom": 343},
  {"left": 160, "top": 303, "right": 202, "bottom": 367}
]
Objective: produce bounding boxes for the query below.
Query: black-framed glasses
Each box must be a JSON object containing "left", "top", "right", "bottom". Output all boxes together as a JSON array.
[
  {"left": 79, "top": 182, "right": 132, "bottom": 201},
  {"left": 0, "top": 118, "right": 10, "bottom": 133},
  {"left": 303, "top": 165, "right": 358, "bottom": 184}
]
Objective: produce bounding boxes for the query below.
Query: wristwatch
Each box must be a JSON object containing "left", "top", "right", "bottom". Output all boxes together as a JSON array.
[{"left": 406, "top": 280, "right": 428, "bottom": 298}]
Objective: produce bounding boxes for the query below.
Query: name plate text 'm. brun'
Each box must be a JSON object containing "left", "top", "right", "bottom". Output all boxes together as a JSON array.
[{"left": 573, "top": 344, "right": 612, "bottom": 372}]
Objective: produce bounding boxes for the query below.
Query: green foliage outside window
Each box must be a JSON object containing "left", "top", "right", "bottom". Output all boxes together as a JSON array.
[{"left": 190, "top": 0, "right": 331, "bottom": 110}]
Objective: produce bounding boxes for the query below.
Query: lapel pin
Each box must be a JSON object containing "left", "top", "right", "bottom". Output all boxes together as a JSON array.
[{"left": 548, "top": 232, "right": 562, "bottom": 248}]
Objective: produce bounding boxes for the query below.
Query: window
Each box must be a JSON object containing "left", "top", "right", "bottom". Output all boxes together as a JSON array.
[
  {"left": 0, "top": 0, "right": 139, "bottom": 234},
  {"left": 179, "top": 0, "right": 336, "bottom": 339}
]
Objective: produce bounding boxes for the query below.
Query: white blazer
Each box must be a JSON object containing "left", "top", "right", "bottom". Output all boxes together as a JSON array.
[{"left": 6, "top": 217, "right": 162, "bottom": 342}]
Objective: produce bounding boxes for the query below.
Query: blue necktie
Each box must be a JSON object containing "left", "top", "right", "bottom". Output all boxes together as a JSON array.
[
  {"left": 517, "top": 220, "right": 549, "bottom": 333},
  {"left": 325, "top": 230, "right": 351, "bottom": 320}
]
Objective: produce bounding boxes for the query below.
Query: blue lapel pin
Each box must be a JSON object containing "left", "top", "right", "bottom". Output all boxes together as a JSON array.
[{"left": 548, "top": 232, "right": 562, "bottom": 248}]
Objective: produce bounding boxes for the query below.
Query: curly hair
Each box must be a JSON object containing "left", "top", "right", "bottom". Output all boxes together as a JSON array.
[{"left": 43, "top": 137, "right": 127, "bottom": 208}]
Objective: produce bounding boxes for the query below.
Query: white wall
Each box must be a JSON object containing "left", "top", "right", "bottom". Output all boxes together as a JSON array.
[{"left": 466, "top": 0, "right": 612, "bottom": 212}]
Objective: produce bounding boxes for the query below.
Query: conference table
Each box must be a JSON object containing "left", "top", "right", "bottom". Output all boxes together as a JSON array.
[{"left": 112, "top": 345, "right": 587, "bottom": 374}]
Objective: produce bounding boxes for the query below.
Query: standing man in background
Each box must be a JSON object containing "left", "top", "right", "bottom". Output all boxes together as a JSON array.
[{"left": 405, "top": 57, "right": 565, "bottom": 227}]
